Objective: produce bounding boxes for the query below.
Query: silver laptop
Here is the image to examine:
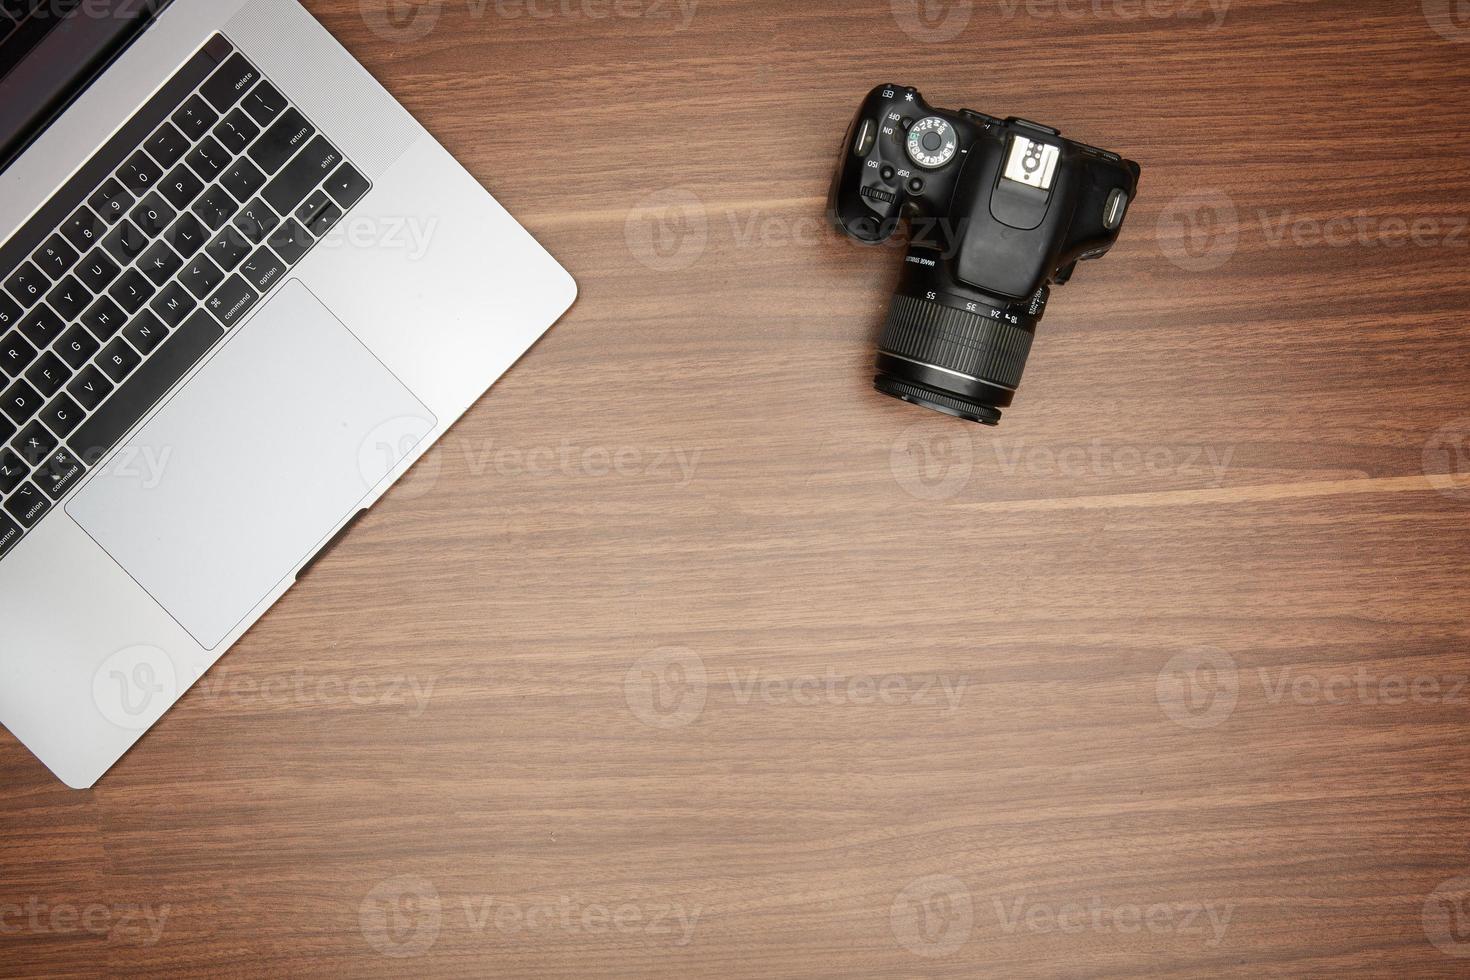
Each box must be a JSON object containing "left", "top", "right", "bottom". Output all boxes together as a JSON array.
[{"left": 0, "top": 0, "right": 577, "bottom": 787}]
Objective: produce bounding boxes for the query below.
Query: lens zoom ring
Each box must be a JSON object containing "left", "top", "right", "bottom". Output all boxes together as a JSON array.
[{"left": 879, "top": 294, "right": 1035, "bottom": 389}]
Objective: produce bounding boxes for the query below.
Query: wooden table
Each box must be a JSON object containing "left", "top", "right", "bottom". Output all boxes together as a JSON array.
[{"left": 6, "top": 1, "right": 1470, "bottom": 975}]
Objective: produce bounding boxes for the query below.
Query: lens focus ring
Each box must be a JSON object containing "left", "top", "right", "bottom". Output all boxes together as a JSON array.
[{"left": 878, "top": 293, "right": 1035, "bottom": 391}]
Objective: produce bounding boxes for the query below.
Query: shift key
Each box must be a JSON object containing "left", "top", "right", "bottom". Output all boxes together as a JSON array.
[{"left": 262, "top": 136, "right": 343, "bottom": 215}]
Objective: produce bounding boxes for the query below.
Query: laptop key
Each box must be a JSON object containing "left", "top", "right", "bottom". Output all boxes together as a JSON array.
[
  {"left": 249, "top": 108, "right": 315, "bottom": 174},
  {"left": 221, "top": 158, "right": 266, "bottom": 202},
  {"left": 130, "top": 192, "right": 177, "bottom": 236},
  {"left": 145, "top": 121, "right": 191, "bottom": 170},
  {"left": 139, "top": 241, "right": 184, "bottom": 286},
  {"left": 108, "top": 269, "right": 156, "bottom": 313},
  {"left": 182, "top": 254, "right": 225, "bottom": 299},
  {"left": 123, "top": 311, "right": 169, "bottom": 355},
  {"left": 61, "top": 207, "right": 106, "bottom": 252},
  {"left": 0, "top": 294, "right": 19, "bottom": 332},
  {"left": 267, "top": 218, "right": 312, "bottom": 265},
  {"left": 38, "top": 393, "right": 84, "bottom": 441},
  {"left": 172, "top": 94, "right": 219, "bottom": 141},
  {"left": 5, "top": 261, "right": 46, "bottom": 307},
  {"left": 0, "top": 449, "right": 25, "bottom": 494},
  {"left": 80, "top": 296, "right": 126, "bottom": 340},
  {"left": 24, "top": 351, "right": 67, "bottom": 397},
  {"left": 12, "top": 419, "right": 56, "bottom": 467},
  {"left": 192, "top": 185, "right": 238, "bottom": 231},
  {"left": 2, "top": 377, "right": 41, "bottom": 424},
  {"left": 160, "top": 163, "right": 205, "bottom": 210},
  {"left": 324, "top": 162, "right": 370, "bottom": 209},
  {"left": 242, "top": 81, "right": 285, "bottom": 126},
  {"left": 150, "top": 281, "right": 195, "bottom": 327},
  {"left": 206, "top": 226, "right": 252, "bottom": 271},
  {"left": 101, "top": 219, "right": 149, "bottom": 265},
  {"left": 76, "top": 250, "right": 121, "bottom": 292},
  {"left": 205, "top": 275, "right": 258, "bottom": 327},
  {"left": 97, "top": 337, "right": 142, "bottom": 383},
  {"left": 0, "top": 512, "right": 20, "bottom": 558},
  {"left": 44, "top": 278, "right": 88, "bottom": 324},
  {"left": 0, "top": 337, "right": 38, "bottom": 381},
  {"left": 201, "top": 53, "right": 260, "bottom": 112},
  {"left": 33, "top": 234, "right": 79, "bottom": 278},
  {"left": 117, "top": 150, "right": 163, "bottom": 196},
  {"left": 263, "top": 136, "right": 342, "bottom": 215},
  {"left": 57, "top": 324, "right": 100, "bottom": 370},
  {"left": 66, "top": 365, "right": 112, "bottom": 411},
  {"left": 18, "top": 305, "right": 64, "bottom": 349},
  {"left": 214, "top": 108, "right": 260, "bottom": 155},
  {"left": 35, "top": 445, "right": 85, "bottom": 499},
  {"left": 69, "top": 311, "right": 223, "bottom": 465},
  {"left": 88, "top": 179, "right": 134, "bottom": 225},
  {"left": 233, "top": 199, "right": 280, "bottom": 244},
  {"left": 5, "top": 481, "right": 49, "bottom": 528},
  {"left": 239, "top": 246, "right": 286, "bottom": 293},
  {"left": 166, "top": 211, "right": 209, "bottom": 258},
  {"left": 187, "top": 136, "right": 230, "bottom": 182}
]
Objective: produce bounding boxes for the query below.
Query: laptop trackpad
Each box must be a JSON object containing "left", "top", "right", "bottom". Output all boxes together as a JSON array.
[{"left": 68, "top": 281, "right": 436, "bottom": 650}]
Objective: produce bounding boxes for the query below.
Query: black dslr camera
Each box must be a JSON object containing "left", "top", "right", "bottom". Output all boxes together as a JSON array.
[{"left": 829, "top": 85, "right": 1141, "bottom": 425}]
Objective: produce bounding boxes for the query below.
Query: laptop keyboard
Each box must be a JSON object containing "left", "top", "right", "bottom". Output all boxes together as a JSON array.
[{"left": 0, "top": 33, "right": 370, "bottom": 562}]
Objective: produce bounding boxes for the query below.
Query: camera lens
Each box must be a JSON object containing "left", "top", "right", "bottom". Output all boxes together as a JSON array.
[{"left": 873, "top": 250, "right": 1044, "bottom": 426}]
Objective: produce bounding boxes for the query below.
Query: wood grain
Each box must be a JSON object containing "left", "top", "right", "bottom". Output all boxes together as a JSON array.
[{"left": 6, "top": 0, "right": 1470, "bottom": 975}]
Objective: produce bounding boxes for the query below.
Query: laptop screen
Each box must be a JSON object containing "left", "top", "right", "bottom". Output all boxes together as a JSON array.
[{"left": 0, "top": 0, "right": 169, "bottom": 174}]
